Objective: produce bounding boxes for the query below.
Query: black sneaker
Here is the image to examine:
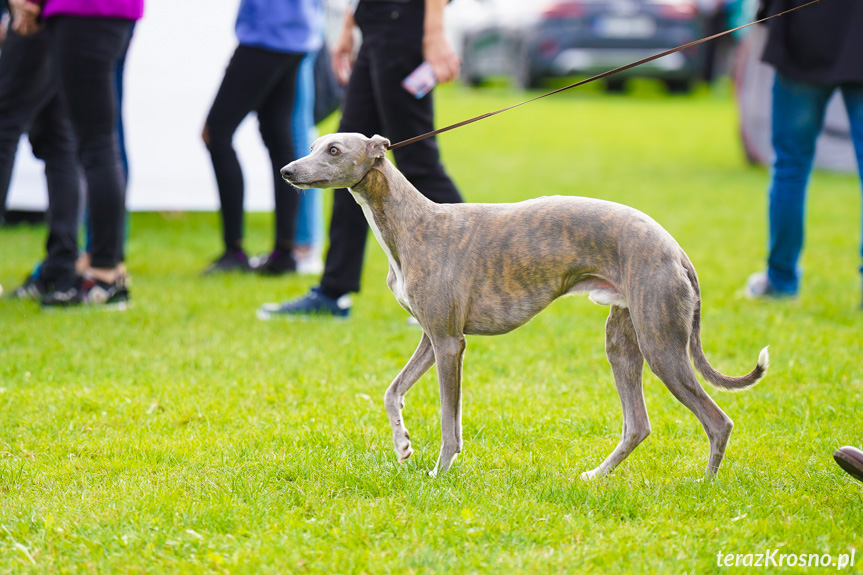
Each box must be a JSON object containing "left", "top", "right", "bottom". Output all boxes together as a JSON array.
[
  {"left": 40, "top": 275, "right": 83, "bottom": 307},
  {"left": 203, "top": 249, "right": 251, "bottom": 275},
  {"left": 250, "top": 249, "right": 297, "bottom": 276},
  {"left": 42, "top": 274, "right": 130, "bottom": 309},
  {"left": 257, "top": 287, "right": 351, "bottom": 320},
  {"left": 11, "top": 273, "right": 48, "bottom": 300}
]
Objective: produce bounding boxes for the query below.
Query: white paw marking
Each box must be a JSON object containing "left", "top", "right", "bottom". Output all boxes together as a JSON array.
[
  {"left": 396, "top": 444, "right": 413, "bottom": 463},
  {"left": 429, "top": 453, "right": 458, "bottom": 478},
  {"left": 580, "top": 468, "right": 604, "bottom": 481}
]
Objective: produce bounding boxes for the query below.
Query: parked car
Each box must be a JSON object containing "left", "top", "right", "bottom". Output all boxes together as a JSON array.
[{"left": 461, "top": 0, "right": 706, "bottom": 93}]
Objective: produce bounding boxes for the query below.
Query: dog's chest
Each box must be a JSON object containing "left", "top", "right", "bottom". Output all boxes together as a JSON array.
[
  {"left": 387, "top": 263, "right": 411, "bottom": 312},
  {"left": 351, "top": 192, "right": 412, "bottom": 312}
]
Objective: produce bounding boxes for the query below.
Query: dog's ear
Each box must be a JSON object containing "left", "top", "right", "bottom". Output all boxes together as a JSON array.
[{"left": 367, "top": 134, "right": 390, "bottom": 159}]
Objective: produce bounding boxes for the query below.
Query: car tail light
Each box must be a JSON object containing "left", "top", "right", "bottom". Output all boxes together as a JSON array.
[
  {"left": 654, "top": 0, "right": 697, "bottom": 19},
  {"left": 537, "top": 38, "right": 560, "bottom": 57},
  {"left": 542, "top": 1, "right": 585, "bottom": 20}
]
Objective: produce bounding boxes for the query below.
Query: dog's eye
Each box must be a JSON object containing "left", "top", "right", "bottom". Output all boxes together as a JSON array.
[{"left": 329, "top": 146, "right": 340, "bottom": 156}]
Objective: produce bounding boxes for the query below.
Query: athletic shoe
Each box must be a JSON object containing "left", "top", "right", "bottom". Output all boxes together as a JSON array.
[
  {"left": 203, "top": 249, "right": 251, "bottom": 275},
  {"left": 257, "top": 286, "right": 351, "bottom": 320},
  {"left": 250, "top": 249, "right": 297, "bottom": 275},
  {"left": 744, "top": 271, "right": 797, "bottom": 299},
  {"left": 42, "top": 274, "right": 130, "bottom": 309},
  {"left": 294, "top": 248, "right": 324, "bottom": 276},
  {"left": 834, "top": 446, "right": 863, "bottom": 483},
  {"left": 11, "top": 273, "right": 48, "bottom": 301}
]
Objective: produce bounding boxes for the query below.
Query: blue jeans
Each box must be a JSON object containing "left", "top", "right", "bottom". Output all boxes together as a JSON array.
[
  {"left": 292, "top": 51, "right": 323, "bottom": 249},
  {"left": 767, "top": 73, "right": 863, "bottom": 294}
]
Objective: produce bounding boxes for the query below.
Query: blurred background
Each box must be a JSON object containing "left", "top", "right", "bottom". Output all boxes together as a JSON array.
[{"left": 2, "top": 0, "right": 855, "bottom": 216}]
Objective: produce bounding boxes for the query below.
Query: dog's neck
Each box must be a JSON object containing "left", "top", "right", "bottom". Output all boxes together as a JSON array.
[{"left": 349, "top": 159, "right": 435, "bottom": 258}]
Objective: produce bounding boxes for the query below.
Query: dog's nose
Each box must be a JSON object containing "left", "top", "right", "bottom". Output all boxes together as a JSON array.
[{"left": 280, "top": 165, "right": 293, "bottom": 181}]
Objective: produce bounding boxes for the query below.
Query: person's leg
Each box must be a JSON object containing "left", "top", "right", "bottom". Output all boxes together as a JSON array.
[
  {"left": 50, "top": 17, "right": 131, "bottom": 275},
  {"left": 256, "top": 51, "right": 304, "bottom": 256},
  {"left": 318, "top": 41, "right": 383, "bottom": 298},
  {"left": 839, "top": 84, "right": 863, "bottom": 292},
  {"left": 204, "top": 46, "right": 260, "bottom": 253},
  {"left": 205, "top": 46, "right": 308, "bottom": 274},
  {"left": 113, "top": 20, "right": 135, "bottom": 263},
  {"left": 28, "top": 94, "right": 82, "bottom": 283},
  {"left": 0, "top": 27, "right": 54, "bottom": 225},
  {"left": 115, "top": 22, "right": 135, "bottom": 183},
  {"left": 0, "top": 25, "right": 81, "bottom": 299},
  {"left": 82, "top": 20, "right": 134, "bottom": 263},
  {"left": 204, "top": 45, "right": 301, "bottom": 254},
  {"left": 765, "top": 73, "right": 833, "bottom": 294},
  {"left": 292, "top": 52, "right": 324, "bottom": 265}
]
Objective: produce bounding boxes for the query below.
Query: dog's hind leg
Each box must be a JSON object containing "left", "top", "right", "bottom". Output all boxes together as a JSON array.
[
  {"left": 582, "top": 305, "right": 651, "bottom": 480},
  {"left": 429, "top": 334, "right": 466, "bottom": 477},
  {"left": 633, "top": 315, "right": 734, "bottom": 477},
  {"left": 385, "top": 332, "right": 436, "bottom": 463}
]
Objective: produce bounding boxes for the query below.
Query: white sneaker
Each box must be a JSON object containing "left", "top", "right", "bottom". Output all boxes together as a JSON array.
[
  {"left": 744, "top": 271, "right": 796, "bottom": 300},
  {"left": 293, "top": 247, "right": 324, "bottom": 275}
]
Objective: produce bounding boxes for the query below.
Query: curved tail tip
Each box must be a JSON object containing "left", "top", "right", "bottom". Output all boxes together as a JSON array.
[{"left": 758, "top": 346, "right": 770, "bottom": 371}]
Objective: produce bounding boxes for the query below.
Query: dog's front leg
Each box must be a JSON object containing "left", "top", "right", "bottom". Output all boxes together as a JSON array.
[
  {"left": 385, "top": 332, "right": 435, "bottom": 463},
  {"left": 430, "top": 335, "right": 466, "bottom": 477}
]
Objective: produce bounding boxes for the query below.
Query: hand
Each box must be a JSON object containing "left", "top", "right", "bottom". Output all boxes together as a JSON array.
[
  {"left": 422, "top": 30, "right": 460, "bottom": 84},
  {"left": 9, "top": 0, "right": 43, "bottom": 37},
  {"left": 330, "top": 13, "right": 356, "bottom": 85}
]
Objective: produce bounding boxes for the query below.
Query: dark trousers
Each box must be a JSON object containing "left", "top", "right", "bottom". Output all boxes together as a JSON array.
[
  {"left": 84, "top": 21, "right": 135, "bottom": 257},
  {"left": 49, "top": 17, "right": 132, "bottom": 269},
  {"left": 205, "top": 45, "right": 305, "bottom": 252},
  {"left": 320, "top": 0, "right": 463, "bottom": 297},
  {"left": 0, "top": 25, "right": 81, "bottom": 281}
]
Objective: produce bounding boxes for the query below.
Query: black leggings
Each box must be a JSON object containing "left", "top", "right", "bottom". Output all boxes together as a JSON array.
[
  {"left": 0, "top": 26, "right": 81, "bottom": 281},
  {"left": 205, "top": 45, "right": 305, "bottom": 252},
  {"left": 49, "top": 17, "right": 132, "bottom": 270}
]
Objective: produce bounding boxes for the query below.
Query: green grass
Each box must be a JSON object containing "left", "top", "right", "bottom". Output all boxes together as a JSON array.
[{"left": 1, "top": 83, "right": 862, "bottom": 574}]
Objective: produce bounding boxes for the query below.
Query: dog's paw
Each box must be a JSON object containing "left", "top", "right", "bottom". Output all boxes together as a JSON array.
[
  {"left": 397, "top": 446, "right": 414, "bottom": 463},
  {"left": 429, "top": 451, "right": 458, "bottom": 478},
  {"left": 395, "top": 439, "right": 413, "bottom": 463},
  {"left": 580, "top": 468, "right": 604, "bottom": 481}
]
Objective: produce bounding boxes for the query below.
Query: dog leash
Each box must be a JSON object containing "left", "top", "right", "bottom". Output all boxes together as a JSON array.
[{"left": 387, "top": 0, "right": 826, "bottom": 151}]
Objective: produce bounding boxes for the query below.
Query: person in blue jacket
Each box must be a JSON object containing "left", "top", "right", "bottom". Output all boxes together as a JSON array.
[{"left": 203, "top": 0, "right": 324, "bottom": 275}]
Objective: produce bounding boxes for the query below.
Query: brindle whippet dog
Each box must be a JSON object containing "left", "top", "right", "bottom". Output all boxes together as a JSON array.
[{"left": 281, "top": 133, "right": 768, "bottom": 479}]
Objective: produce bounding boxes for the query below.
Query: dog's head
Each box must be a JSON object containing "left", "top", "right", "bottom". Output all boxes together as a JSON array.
[{"left": 281, "top": 133, "right": 390, "bottom": 190}]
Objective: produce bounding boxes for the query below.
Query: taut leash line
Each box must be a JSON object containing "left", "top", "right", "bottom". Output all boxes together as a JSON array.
[{"left": 387, "top": 0, "right": 825, "bottom": 151}]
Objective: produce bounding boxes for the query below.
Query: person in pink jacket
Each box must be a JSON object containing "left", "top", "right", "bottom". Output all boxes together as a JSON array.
[{"left": 8, "top": 0, "right": 142, "bottom": 308}]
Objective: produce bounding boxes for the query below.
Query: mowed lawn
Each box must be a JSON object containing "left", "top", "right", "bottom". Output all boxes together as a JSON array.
[{"left": 1, "top": 83, "right": 862, "bottom": 574}]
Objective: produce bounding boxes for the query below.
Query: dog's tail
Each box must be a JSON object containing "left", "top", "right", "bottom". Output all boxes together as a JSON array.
[{"left": 684, "top": 261, "right": 769, "bottom": 391}]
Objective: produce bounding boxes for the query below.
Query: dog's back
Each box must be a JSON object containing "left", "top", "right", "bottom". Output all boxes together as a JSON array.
[{"left": 399, "top": 195, "right": 686, "bottom": 335}]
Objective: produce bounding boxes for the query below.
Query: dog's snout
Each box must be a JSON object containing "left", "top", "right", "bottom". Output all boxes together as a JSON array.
[{"left": 280, "top": 165, "right": 294, "bottom": 181}]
